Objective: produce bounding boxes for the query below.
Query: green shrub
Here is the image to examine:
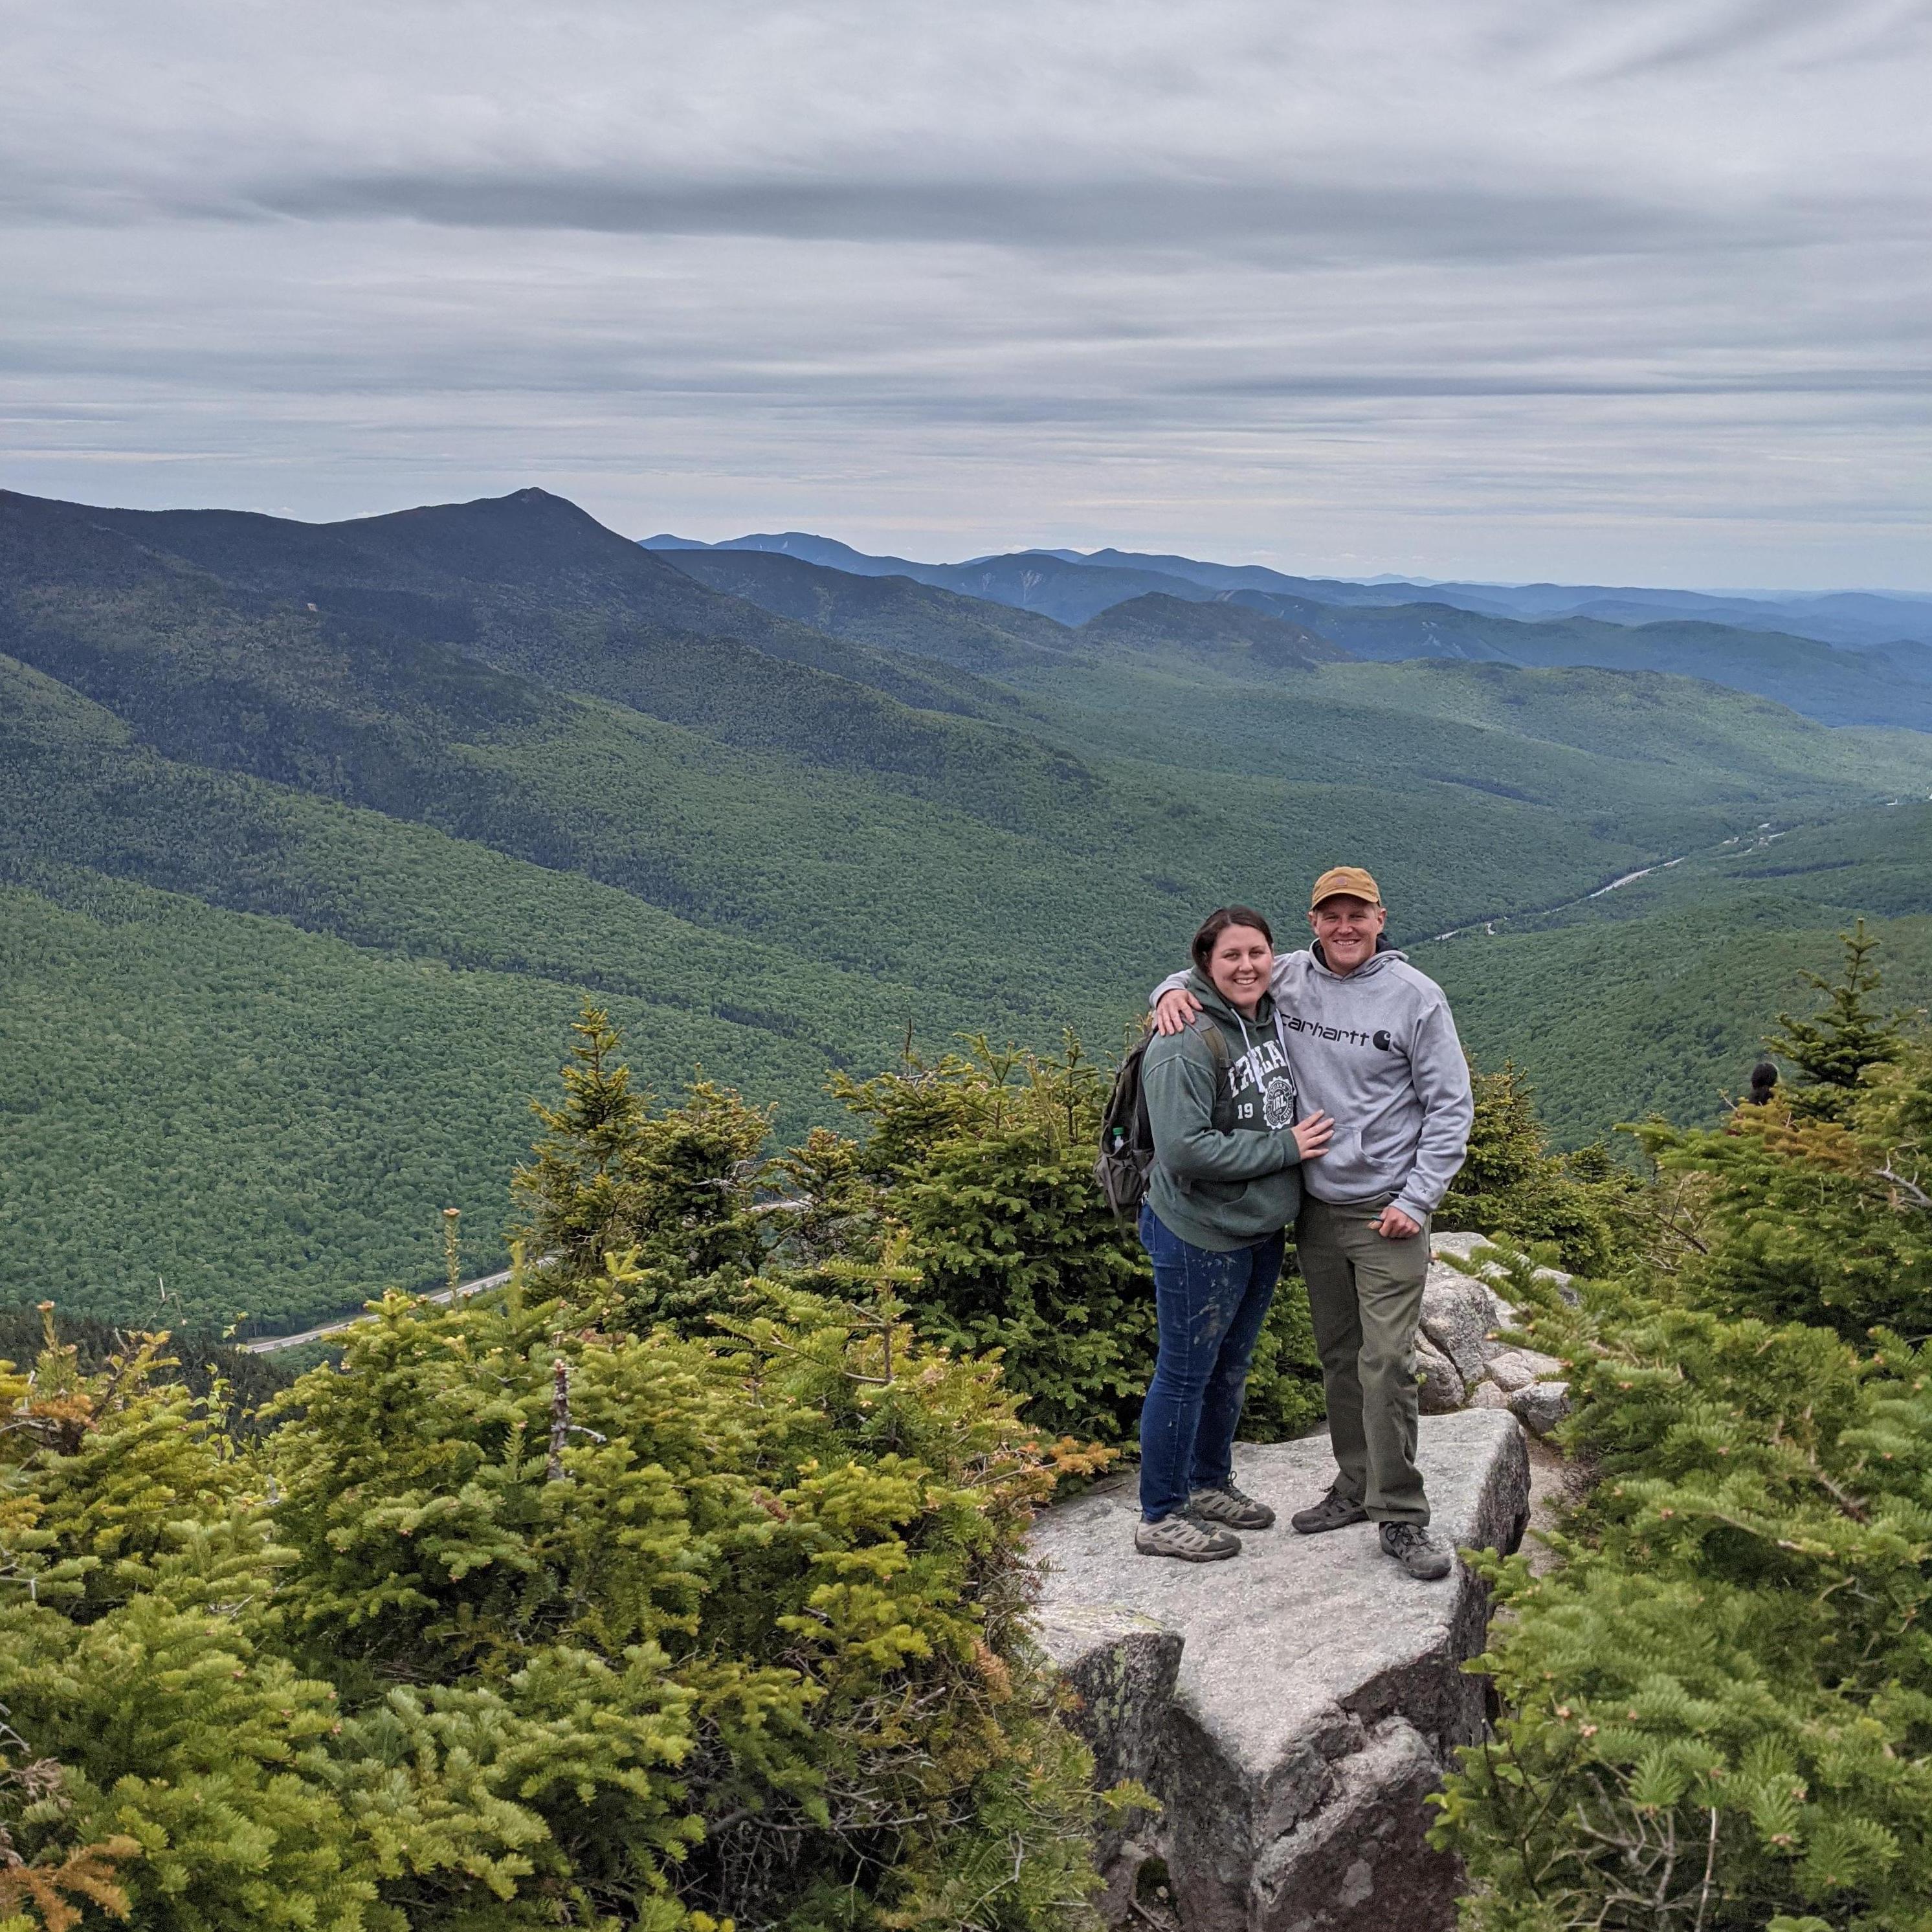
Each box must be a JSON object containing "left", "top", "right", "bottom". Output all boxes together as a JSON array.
[
  {"left": 1435, "top": 939, "right": 1932, "bottom": 1929},
  {"left": 0, "top": 1324, "right": 384, "bottom": 1931},
  {"left": 1433, "top": 1264, "right": 1932, "bottom": 1931},
  {"left": 1627, "top": 1034, "right": 1932, "bottom": 1345},
  {"left": 0, "top": 1267, "right": 1112, "bottom": 1931},
  {"left": 523, "top": 1013, "right": 1326, "bottom": 1449},
  {"left": 1436, "top": 1063, "right": 1641, "bottom": 1275},
  {"left": 825, "top": 1035, "right": 1324, "bottom": 1445},
  {"left": 265, "top": 1256, "right": 1108, "bottom": 1928},
  {"left": 0, "top": 1302, "right": 293, "bottom": 1433}
]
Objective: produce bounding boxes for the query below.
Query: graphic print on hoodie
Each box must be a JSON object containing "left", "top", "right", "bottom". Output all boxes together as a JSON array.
[
  {"left": 1226, "top": 1012, "right": 1299, "bottom": 1133},
  {"left": 1140, "top": 973, "right": 1305, "bottom": 1252}
]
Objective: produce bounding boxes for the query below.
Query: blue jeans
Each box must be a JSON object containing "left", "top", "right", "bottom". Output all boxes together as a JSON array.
[{"left": 1138, "top": 1205, "right": 1284, "bottom": 1522}]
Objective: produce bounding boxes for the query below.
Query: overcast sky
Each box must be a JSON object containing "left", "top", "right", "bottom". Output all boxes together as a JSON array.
[{"left": 4, "top": 1, "right": 1928, "bottom": 586}]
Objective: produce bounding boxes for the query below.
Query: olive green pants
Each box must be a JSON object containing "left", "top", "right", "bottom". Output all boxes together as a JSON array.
[{"left": 1296, "top": 1196, "right": 1431, "bottom": 1525}]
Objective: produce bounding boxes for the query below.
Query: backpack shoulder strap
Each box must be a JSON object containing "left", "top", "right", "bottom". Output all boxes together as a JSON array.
[{"left": 1188, "top": 1016, "right": 1237, "bottom": 1131}]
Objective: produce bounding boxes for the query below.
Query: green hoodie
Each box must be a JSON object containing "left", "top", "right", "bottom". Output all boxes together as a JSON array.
[{"left": 1141, "top": 969, "right": 1304, "bottom": 1252}]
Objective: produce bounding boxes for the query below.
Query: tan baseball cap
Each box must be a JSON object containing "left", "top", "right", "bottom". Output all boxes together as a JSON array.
[{"left": 1310, "top": 865, "right": 1382, "bottom": 909}]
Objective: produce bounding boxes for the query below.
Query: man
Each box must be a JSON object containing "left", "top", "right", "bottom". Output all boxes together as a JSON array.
[{"left": 1153, "top": 865, "right": 1474, "bottom": 1581}]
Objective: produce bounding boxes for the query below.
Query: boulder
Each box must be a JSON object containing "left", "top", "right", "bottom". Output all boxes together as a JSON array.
[
  {"left": 1412, "top": 1335, "right": 1466, "bottom": 1415},
  {"left": 1482, "top": 1347, "right": 1566, "bottom": 1393},
  {"left": 1032, "top": 1410, "right": 1530, "bottom": 1932},
  {"left": 1509, "top": 1381, "right": 1571, "bottom": 1438},
  {"left": 1428, "top": 1231, "right": 1496, "bottom": 1267},
  {"left": 1419, "top": 1263, "right": 1494, "bottom": 1383},
  {"left": 1431, "top": 1230, "right": 1579, "bottom": 1308}
]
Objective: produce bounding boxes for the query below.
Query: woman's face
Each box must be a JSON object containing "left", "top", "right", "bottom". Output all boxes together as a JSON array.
[{"left": 1206, "top": 925, "right": 1273, "bottom": 1012}]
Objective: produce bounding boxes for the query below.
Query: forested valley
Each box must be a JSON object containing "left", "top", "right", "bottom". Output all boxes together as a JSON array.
[{"left": 3, "top": 484, "right": 1929, "bottom": 1336}]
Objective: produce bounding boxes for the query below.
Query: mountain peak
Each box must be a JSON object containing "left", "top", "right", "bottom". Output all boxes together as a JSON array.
[{"left": 370, "top": 486, "right": 600, "bottom": 527}]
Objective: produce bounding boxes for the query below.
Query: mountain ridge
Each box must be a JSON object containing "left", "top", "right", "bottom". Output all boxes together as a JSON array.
[
  {"left": 661, "top": 527, "right": 1932, "bottom": 656},
  {"left": 8, "top": 482, "right": 1932, "bottom": 1331}
]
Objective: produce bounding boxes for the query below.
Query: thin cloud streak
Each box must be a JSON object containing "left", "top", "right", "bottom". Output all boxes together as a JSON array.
[{"left": 239, "top": 174, "right": 1702, "bottom": 263}]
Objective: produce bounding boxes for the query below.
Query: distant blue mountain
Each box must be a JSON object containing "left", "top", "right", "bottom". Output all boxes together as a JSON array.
[
  {"left": 924, "top": 553, "right": 1219, "bottom": 625},
  {"left": 642, "top": 530, "right": 940, "bottom": 580},
  {"left": 1066, "top": 550, "right": 1932, "bottom": 647},
  {"left": 1067, "top": 548, "right": 1403, "bottom": 608},
  {"left": 963, "top": 546, "right": 1087, "bottom": 565},
  {"left": 646, "top": 531, "right": 1932, "bottom": 656},
  {"left": 1216, "top": 590, "right": 1932, "bottom": 725},
  {"left": 645, "top": 532, "right": 1219, "bottom": 625}
]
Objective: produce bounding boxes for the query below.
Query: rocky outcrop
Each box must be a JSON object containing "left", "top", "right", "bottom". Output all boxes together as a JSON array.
[
  {"left": 1032, "top": 1409, "right": 1529, "bottom": 1932},
  {"left": 1034, "top": 1603, "right": 1183, "bottom": 1872},
  {"left": 1421, "top": 1232, "right": 1573, "bottom": 1437}
]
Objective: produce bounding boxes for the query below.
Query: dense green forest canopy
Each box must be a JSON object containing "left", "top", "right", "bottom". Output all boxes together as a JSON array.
[{"left": 3, "top": 485, "right": 1930, "bottom": 1334}]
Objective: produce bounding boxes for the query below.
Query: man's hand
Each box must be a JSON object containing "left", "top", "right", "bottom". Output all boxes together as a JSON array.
[
  {"left": 1292, "top": 1111, "right": 1333, "bottom": 1160},
  {"left": 1375, "top": 1205, "right": 1422, "bottom": 1239},
  {"left": 1153, "top": 988, "right": 1201, "bottom": 1036}
]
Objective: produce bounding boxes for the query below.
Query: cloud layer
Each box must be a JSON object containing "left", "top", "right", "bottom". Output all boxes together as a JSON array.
[{"left": 3, "top": 0, "right": 1927, "bottom": 584}]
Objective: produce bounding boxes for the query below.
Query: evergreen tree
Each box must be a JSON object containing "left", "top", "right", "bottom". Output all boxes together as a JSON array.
[
  {"left": 1436, "top": 1063, "right": 1640, "bottom": 1273},
  {"left": 1433, "top": 1272, "right": 1932, "bottom": 1931},
  {"left": 0, "top": 1240, "right": 1115, "bottom": 1929},
  {"left": 509, "top": 1005, "right": 649, "bottom": 1276},
  {"left": 266, "top": 1256, "right": 1111, "bottom": 1929},
  {"left": 1766, "top": 920, "right": 1911, "bottom": 1120},
  {"left": 0, "top": 1317, "right": 390, "bottom": 1931},
  {"left": 1631, "top": 1032, "right": 1932, "bottom": 1342},
  {"left": 1436, "top": 997, "right": 1932, "bottom": 1929},
  {"left": 512, "top": 1003, "right": 775, "bottom": 1325}
]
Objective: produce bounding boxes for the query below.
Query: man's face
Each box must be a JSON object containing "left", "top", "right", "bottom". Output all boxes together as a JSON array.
[{"left": 1308, "top": 895, "right": 1386, "bottom": 974}]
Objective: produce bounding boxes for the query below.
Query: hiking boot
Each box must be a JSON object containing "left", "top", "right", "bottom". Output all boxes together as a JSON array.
[
  {"left": 1135, "top": 1513, "right": 1241, "bottom": 1562},
  {"left": 1188, "top": 1481, "right": 1276, "bottom": 1531},
  {"left": 1380, "top": 1521, "right": 1452, "bottom": 1581},
  {"left": 1290, "top": 1488, "right": 1369, "bottom": 1535}
]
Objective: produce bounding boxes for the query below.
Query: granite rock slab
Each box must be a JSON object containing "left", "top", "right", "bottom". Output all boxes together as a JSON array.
[{"left": 1031, "top": 1409, "right": 1529, "bottom": 1932}]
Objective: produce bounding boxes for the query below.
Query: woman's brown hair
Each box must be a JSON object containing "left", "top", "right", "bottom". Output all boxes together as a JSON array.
[{"left": 1190, "top": 905, "right": 1274, "bottom": 973}]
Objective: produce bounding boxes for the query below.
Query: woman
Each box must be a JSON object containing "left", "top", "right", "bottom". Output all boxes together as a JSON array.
[{"left": 1135, "top": 906, "right": 1333, "bottom": 1560}]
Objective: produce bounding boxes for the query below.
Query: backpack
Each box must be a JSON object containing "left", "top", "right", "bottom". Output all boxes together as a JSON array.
[{"left": 1093, "top": 1017, "right": 1233, "bottom": 1226}]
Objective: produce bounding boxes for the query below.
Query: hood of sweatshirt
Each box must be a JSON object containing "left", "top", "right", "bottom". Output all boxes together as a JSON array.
[{"left": 1307, "top": 935, "right": 1401, "bottom": 981}]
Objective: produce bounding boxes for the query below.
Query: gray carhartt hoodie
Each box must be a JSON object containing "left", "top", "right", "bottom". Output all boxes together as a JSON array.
[{"left": 1153, "top": 942, "right": 1472, "bottom": 1224}]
